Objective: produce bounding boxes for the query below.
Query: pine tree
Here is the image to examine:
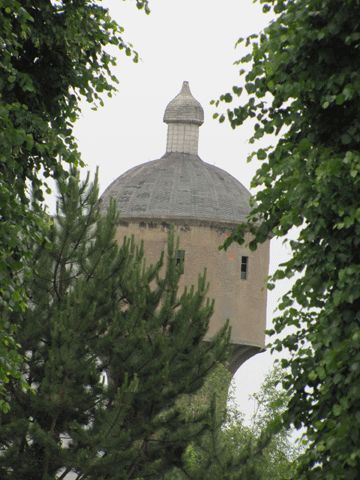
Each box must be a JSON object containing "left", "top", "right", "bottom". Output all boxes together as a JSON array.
[{"left": 0, "top": 171, "right": 229, "bottom": 480}]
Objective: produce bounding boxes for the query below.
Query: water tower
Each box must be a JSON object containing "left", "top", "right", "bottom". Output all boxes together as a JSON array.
[{"left": 101, "top": 82, "right": 270, "bottom": 374}]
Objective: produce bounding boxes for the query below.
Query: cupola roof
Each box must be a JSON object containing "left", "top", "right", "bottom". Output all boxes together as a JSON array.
[{"left": 163, "top": 81, "right": 204, "bottom": 126}]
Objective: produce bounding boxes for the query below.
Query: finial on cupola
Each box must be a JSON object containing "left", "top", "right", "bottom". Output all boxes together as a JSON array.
[{"left": 163, "top": 81, "right": 204, "bottom": 155}]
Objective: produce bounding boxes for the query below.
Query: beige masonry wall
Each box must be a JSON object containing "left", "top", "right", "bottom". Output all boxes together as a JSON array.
[{"left": 115, "top": 220, "right": 270, "bottom": 351}]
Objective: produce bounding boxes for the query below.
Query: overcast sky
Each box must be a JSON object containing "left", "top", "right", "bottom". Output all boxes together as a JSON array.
[{"left": 71, "top": 0, "right": 292, "bottom": 420}]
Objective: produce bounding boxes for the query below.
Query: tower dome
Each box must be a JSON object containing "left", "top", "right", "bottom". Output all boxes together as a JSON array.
[
  {"left": 100, "top": 154, "right": 251, "bottom": 225},
  {"left": 101, "top": 82, "right": 250, "bottom": 225},
  {"left": 100, "top": 82, "right": 269, "bottom": 374}
]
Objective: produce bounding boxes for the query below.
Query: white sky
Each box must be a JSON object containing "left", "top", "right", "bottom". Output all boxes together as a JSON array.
[{"left": 72, "top": 0, "right": 293, "bottom": 419}]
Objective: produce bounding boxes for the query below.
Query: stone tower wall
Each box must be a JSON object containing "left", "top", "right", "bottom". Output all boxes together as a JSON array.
[{"left": 114, "top": 221, "right": 269, "bottom": 355}]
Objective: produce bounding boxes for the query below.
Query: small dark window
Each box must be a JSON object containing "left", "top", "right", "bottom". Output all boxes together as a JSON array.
[
  {"left": 175, "top": 250, "right": 185, "bottom": 273},
  {"left": 241, "top": 256, "right": 248, "bottom": 280}
]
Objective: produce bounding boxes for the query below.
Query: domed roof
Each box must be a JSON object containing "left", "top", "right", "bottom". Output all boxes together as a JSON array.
[
  {"left": 100, "top": 153, "right": 251, "bottom": 225},
  {"left": 164, "top": 81, "right": 204, "bottom": 126},
  {"left": 101, "top": 82, "right": 251, "bottom": 225}
]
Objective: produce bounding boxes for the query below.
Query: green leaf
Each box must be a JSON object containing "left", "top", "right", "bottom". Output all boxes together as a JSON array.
[{"left": 257, "top": 149, "right": 267, "bottom": 160}]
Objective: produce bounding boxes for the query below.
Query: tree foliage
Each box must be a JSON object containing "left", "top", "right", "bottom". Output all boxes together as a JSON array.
[
  {"left": 0, "top": 0, "right": 149, "bottom": 408},
  {"left": 0, "top": 170, "right": 229, "bottom": 479},
  {"left": 167, "top": 366, "right": 300, "bottom": 480},
  {"left": 218, "top": 0, "right": 360, "bottom": 478}
]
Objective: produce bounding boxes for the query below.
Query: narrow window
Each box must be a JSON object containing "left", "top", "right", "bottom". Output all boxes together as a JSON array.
[
  {"left": 241, "top": 256, "right": 248, "bottom": 280},
  {"left": 175, "top": 250, "right": 185, "bottom": 274}
]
